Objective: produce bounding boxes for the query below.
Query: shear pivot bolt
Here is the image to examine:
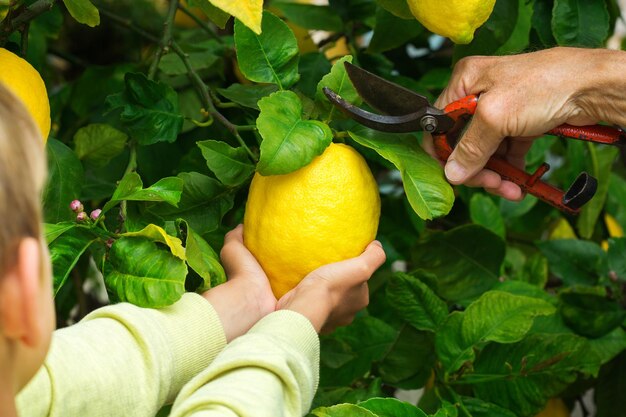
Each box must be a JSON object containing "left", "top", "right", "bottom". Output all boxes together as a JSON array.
[{"left": 420, "top": 116, "right": 438, "bottom": 133}]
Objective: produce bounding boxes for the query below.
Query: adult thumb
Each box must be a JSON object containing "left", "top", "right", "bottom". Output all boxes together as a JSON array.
[{"left": 444, "top": 110, "right": 504, "bottom": 184}]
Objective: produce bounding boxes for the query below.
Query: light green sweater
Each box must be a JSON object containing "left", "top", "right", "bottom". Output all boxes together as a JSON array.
[{"left": 16, "top": 293, "right": 320, "bottom": 417}]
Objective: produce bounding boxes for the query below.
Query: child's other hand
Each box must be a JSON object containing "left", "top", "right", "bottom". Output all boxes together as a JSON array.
[
  {"left": 202, "top": 225, "right": 276, "bottom": 342},
  {"left": 276, "top": 241, "right": 386, "bottom": 334}
]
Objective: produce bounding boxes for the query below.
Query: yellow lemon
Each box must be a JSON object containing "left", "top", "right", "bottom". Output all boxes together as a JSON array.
[
  {"left": 602, "top": 213, "right": 624, "bottom": 251},
  {"left": 534, "top": 398, "right": 569, "bottom": 417},
  {"left": 406, "top": 0, "right": 496, "bottom": 44},
  {"left": 243, "top": 143, "right": 381, "bottom": 298},
  {"left": 0, "top": 48, "right": 50, "bottom": 140}
]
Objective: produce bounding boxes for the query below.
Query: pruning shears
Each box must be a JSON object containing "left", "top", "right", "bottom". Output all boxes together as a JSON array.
[{"left": 323, "top": 62, "right": 626, "bottom": 216}]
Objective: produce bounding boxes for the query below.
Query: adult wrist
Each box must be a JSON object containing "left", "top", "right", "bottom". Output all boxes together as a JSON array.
[{"left": 571, "top": 48, "right": 626, "bottom": 126}]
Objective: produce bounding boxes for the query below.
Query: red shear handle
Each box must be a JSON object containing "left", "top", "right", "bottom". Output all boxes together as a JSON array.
[{"left": 548, "top": 124, "right": 626, "bottom": 145}]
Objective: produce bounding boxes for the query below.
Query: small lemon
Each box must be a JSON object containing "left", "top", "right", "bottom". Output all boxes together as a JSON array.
[
  {"left": 406, "top": 0, "right": 496, "bottom": 44},
  {"left": 534, "top": 398, "right": 569, "bottom": 417},
  {"left": 0, "top": 48, "right": 50, "bottom": 140},
  {"left": 243, "top": 143, "right": 381, "bottom": 298}
]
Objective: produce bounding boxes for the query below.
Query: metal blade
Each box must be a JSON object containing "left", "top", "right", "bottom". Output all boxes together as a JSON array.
[
  {"left": 323, "top": 87, "right": 425, "bottom": 133},
  {"left": 344, "top": 62, "right": 431, "bottom": 116}
]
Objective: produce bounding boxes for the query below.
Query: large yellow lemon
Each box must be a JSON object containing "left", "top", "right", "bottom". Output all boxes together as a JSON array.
[
  {"left": 406, "top": 0, "right": 496, "bottom": 44},
  {"left": 0, "top": 48, "right": 50, "bottom": 140},
  {"left": 244, "top": 143, "right": 381, "bottom": 298}
]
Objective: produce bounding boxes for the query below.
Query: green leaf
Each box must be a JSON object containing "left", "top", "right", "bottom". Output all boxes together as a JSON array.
[
  {"left": 461, "top": 397, "right": 517, "bottom": 417},
  {"left": 312, "top": 404, "right": 377, "bottom": 417},
  {"left": 104, "top": 236, "right": 187, "bottom": 308},
  {"left": 377, "top": 325, "right": 435, "bottom": 389},
  {"left": 386, "top": 272, "right": 448, "bottom": 332},
  {"left": 511, "top": 252, "right": 549, "bottom": 288},
  {"left": 177, "top": 220, "right": 226, "bottom": 291},
  {"left": 234, "top": 11, "right": 299, "bottom": 89},
  {"left": 187, "top": 0, "right": 231, "bottom": 28},
  {"left": 532, "top": 0, "right": 556, "bottom": 46},
  {"left": 50, "top": 228, "right": 98, "bottom": 295},
  {"left": 315, "top": 55, "right": 361, "bottom": 123},
  {"left": 495, "top": 0, "right": 533, "bottom": 54},
  {"left": 256, "top": 90, "right": 332, "bottom": 175},
  {"left": 608, "top": 238, "right": 626, "bottom": 281},
  {"left": 148, "top": 172, "right": 235, "bottom": 235},
  {"left": 358, "top": 398, "right": 428, "bottom": 417},
  {"left": 470, "top": 194, "right": 505, "bottom": 238},
  {"left": 103, "top": 172, "right": 184, "bottom": 213},
  {"left": 62, "top": 0, "right": 100, "bottom": 27},
  {"left": 197, "top": 140, "right": 254, "bottom": 187},
  {"left": 158, "top": 51, "right": 220, "bottom": 76},
  {"left": 410, "top": 225, "right": 505, "bottom": 301},
  {"left": 272, "top": 2, "right": 343, "bottom": 31},
  {"left": 369, "top": 7, "right": 423, "bottom": 53},
  {"left": 376, "top": 0, "right": 414, "bottom": 19},
  {"left": 472, "top": 333, "right": 601, "bottom": 416},
  {"left": 122, "top": 224, "right": 186, "bottom": 260},
  {"left": 552, "top": 0, "right": 610, "bottom": 47},
  {"left": 43, "top": 139, "right": 84, "bottom": 223},
  {"left": 320, "top": 316, "right": 397, "bottom": 386},
  {"left": 349, "top": 130, "right": 454, "bottom": 220},
  {"left": 45, "top": 222, "right": 76, "bottom": 244},
  {"left": 298, "top": 52, "right": 333, "bottom": 98},
  {"left": 588, "top": 327, "right": 626, "bottom": 365},
  {"left": 536, "top": 239, "right": 607, "bottom": 285},
  {"left": 105, "top": 72, "right": 183, "bottom": 145},
  {"left": 577, "top": 146, "right": 619, "bottom": 238},
  {"left": 436, "top": 291, "right": 555, "bottom": 373},
  {"left": 595, "top": 352, "right": 626, "bottom": 417},
  {"left": 74, "top": 124, "right": 128, "bottom": 167},
  {"left": 560, "top": 287, "right": 626, "bottom": 338},
  {"left": 216, "top": 84, "right": 279, "bottom": 110}
]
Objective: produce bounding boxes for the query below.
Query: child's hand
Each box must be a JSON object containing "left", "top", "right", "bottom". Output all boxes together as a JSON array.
[
  {"left": 276, "top": 241, "right": 386, "bottom": 334},
  {"left": 202, "top": 225, "right": 276, "bottom": 342}
]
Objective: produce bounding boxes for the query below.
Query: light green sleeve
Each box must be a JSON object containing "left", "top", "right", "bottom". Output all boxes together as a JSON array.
[
  {"left": 170, "top": 310, "right": 320, "bottom": 417},
  {"left": 16, "top": 293, "right": 227, "bottom": 417}
]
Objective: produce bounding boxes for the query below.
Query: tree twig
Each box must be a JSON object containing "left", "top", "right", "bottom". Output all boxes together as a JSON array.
[
  {"left": 0, "top": 0, "right": 56, "bottom": 45},
  {"left": 176, "top": 2, "right": 223, "bottom": 44},
  {"left": 148, "top": 0, "right": 178, "bottom": 80},
  {"left": 100, "top": 7, "right": 257, "bottom": 161}
]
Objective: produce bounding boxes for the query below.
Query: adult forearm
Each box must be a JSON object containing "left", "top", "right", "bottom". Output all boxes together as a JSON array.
[{"left": 574, "top": 48, "right": 626, "bottom": 127}]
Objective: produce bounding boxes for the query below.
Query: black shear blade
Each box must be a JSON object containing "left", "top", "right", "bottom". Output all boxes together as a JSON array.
[
  {"left": 322, "top": 87, "right": 425, "bottom": 133},
  {"left": 344, "top": 62, "right": 431, "bottom": 116}
]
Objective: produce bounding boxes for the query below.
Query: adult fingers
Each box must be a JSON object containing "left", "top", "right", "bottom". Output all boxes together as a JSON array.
[
  {"left": 444, "top": 95, "right": 507, "bottom": 184},
  {"left": 485, "top": 181, "right": 524, "bottom": 201}
]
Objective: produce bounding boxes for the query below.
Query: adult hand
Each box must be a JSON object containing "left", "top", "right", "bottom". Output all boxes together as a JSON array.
[
  {"left": 276, "top": 241, "right": 386, "bottom": 334},
  {"left": 202, "top": 225, "right": 276, "bottom": 342},
  {"left": 423, "top": 47, "right": 626, "bottom": 200}
]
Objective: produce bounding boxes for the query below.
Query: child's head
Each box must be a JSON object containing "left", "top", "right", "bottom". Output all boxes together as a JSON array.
[{"left": 0, "top": 82, "right": 54, "bottom": 392}]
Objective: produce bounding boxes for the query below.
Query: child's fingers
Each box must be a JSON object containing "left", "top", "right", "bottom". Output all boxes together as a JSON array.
[
  {"left": 310, "top": 241, "right": 386, "bottom": 287},
  {"left": 220, "top": 224, "right": 260, "bottom": 276}
]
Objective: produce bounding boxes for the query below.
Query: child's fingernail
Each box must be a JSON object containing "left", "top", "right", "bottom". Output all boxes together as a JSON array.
[
  {"left": 372, "top": 240, "right": 383, "bottom": 248},
  {"left": 445, "top": 160, "right": 466, "bottom": 183}
]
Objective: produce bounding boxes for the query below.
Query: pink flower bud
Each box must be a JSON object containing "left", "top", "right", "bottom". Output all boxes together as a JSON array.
[
  {"left": 90, "top": 209, "right": 102, "bottom": 221},
  {"left": 106, "top": 238, "right": 114, "bottom": 249},
  {"left": 76, "top": 212, "right": 88, "bottom": 222},
  {"left": 70, "top": 200, "right": 83, "bottom": 213}
]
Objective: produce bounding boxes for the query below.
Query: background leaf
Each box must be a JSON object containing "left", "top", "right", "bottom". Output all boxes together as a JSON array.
[
  {"left": 62, "top": 0, "right": 100, "bottom": 27},
  {"left": 234, "top": 11, "right": 299, "bottom": 88},
  {"left": 552, "top": 0, "right": 610, "bottom": 46},
  {"left": 105, "top": 73, "right": 183, "bottom": 145},
  {"left": 74, "top": 123, "right": 128, "bottom": 168},
  {"left": 43, "top": 139, "right": 84, "bottom": 223},
  {"left": 198, "top": 140, "right": 254, "bottom": 187}
]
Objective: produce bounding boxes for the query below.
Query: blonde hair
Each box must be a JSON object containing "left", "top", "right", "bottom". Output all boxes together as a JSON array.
[{"left": 0, "top": 82, "right": 47, "bottom": 275}]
